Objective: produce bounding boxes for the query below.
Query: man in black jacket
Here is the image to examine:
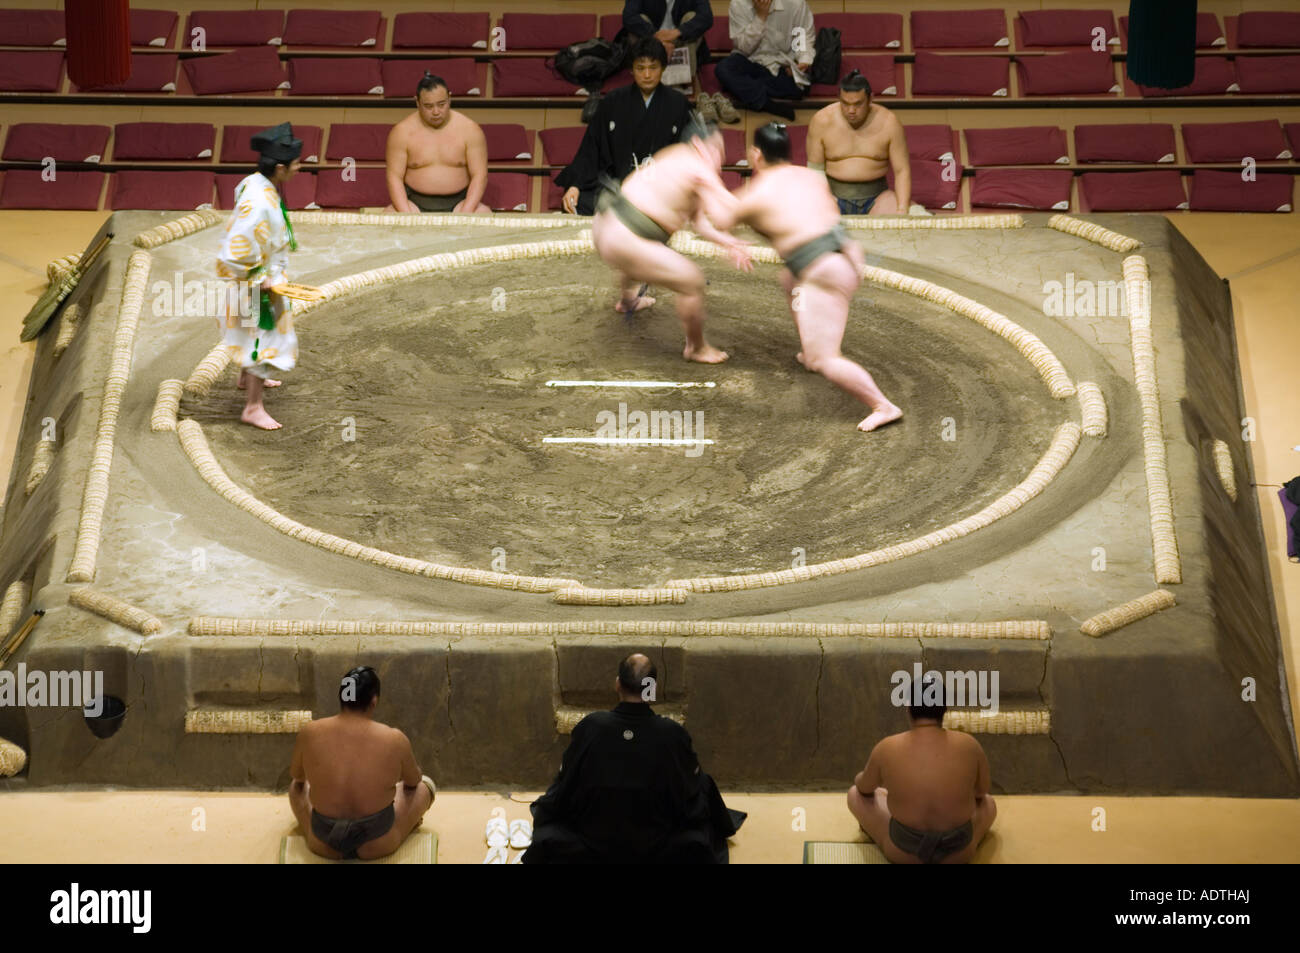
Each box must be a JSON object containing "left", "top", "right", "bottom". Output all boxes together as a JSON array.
[
  {"left": 522, "top": 653, "right": 746, "bottom": 864},
  {"left": 556, "top": 37, "right": 692, "bottom": 216},
  {"left": 622, "top": 0, "right": 714, "bottom": 63}
]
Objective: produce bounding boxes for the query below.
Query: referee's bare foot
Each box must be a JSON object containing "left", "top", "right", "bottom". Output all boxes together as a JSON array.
[{"left": 241, "top": 406, "right": 282, "bottom": 430}]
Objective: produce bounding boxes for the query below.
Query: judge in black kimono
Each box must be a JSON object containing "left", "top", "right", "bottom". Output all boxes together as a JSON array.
[
  {"left": 556, "top": 37, "right": 694, "bottom": 216},
  {"left": 522, "top": 654, "right": 746, "bottom": 864}
]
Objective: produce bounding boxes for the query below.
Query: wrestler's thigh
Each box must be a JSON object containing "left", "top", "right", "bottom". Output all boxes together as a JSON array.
[{"left": 869, "top": 190, "right": 900, "bottom": 216}]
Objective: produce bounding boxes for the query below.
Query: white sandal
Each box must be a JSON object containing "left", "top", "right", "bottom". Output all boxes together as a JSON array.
[
  {"left": 485, "top": 816, "right": 509, "bottom": 848},
  {"left": 483, "top": 845, "right": 509, "bottom": 864},
  {"left": 508, "top": 818, "right": 533, "bottom": 850}
]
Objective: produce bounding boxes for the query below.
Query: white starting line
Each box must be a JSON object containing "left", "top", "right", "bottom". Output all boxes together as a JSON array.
[
  {"left": 542, "top": 437, "right": 714, "bottom": 447},
  {"left": 545, "top": 380, "right": 717, "bottom": 389}
]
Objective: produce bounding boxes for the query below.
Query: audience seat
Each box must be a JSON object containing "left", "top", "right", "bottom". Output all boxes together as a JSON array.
[
  {"left": 539, "top": 127, "right": 586, "bottom": 166},
  {"left": 185, "top": 10, "right": 285, "bottom": 47},
  {"left": 392, "top": 12, "right": 489, "bottom": 50},
  {"left": 0, "top": 51, "right": 64, "bottom": 91},
  {"left": 183, "top": 47, "right": 287, "bottom": 95},
  {"left": 910, "top": 10, "right": 1009, "bottom": 49},
  {"left": 705, "top": 17, "right": 729, "bottom": 55},
  {"left": 1182, "top": 120, "right": 1291, "bottom": 163},
  {"left": 382, "top": 58, "right": 486, "bottom": 98},
  {"left": 313, "top": 166, "right": 389, "bottom": 207},
  {"left": 0, "top": 170, "right": 103, "bottom": 209},
  {"left": 3, "top": 124, "right": 109, "bottom": 163},
  {"left": 970, "top": 167, "right": 1071, "bottom": 209},
  {"left": 1074, "top": 123, "right": 1176, "bottom": 163},
  {"left": 697, "top": 62, "right": 721, "bottom": 95},
  {"left": 282, "top": 10, "right": 383, "bottom": 48},
  {"left": 899, "top": 159, "right": 962, "bottom": 210},
  {"left": 1078, "top": 171, "right": 1187, "bottom": 211},
  {"left": 109, "top": 170, "right": 214, "bottom": 210},
  {"left": 1134, "top": 57, "right": 1237, "bottom": 97},
  {"left": 113, "top": 122, "right": 215, "bottom": 160},
  {"left": 287, "top": 57, "right": 383, "bottom": 96},
  {"left": 1016, "top": 51, "right": 1118, "bottom": 95},
  {"left": 817, "top": 13, "right": 903, "bottom": 49},
  {"left": 0, "top": 9, "right": 64, "bottom": 46},
  {"left": 809, "top": 54, "right": 898, "bottom": 97},
  {"left": 494, "top": 59, "right": 590, "bottom": 97},
  {"left": 73, "top": 53, "right": 177, "bottom": 93},
  {"left": 217, "top": 171, "right": 317, "bottom": 210},
  {"left": 964, "top": 126, "right": 1069, "bottom": 165},
  {"left": 1118, "top": 13, "right": 1224, "bottom": 50},
  {"left": 904, "top": 124, "right": 956, "bottom": 161},
  {"left": 720, "top": 128, "right": 747, "bottom": 167},
  {"left": 1189, "top": 170, "right": 1293, "bottom": 211},
  {"left": 1285, "top": 124, "right": 1300, "bottom": 159},
  {"left": 600, "top": 14, "right": 622, "bottom": 43},
  {"left": 787, "top": 125, "right": 808, "bottom": 166},
  {"left": 220, "top": 125, "right": 322, "bottom": 164},
  {"left": 482, "top": 172, "right": 531, "bottom": 211},
  {"left": 498, "top": 13, "right": 596, "bottom": 50},
  {"left": 483, "top": 124, "right": 533, "bottom": 162},
  {"left": 325, "top": 124, "right": 389, "bottom": 162},
  {"left": 911, "top": 52, "right": 1009, "bottom": 96},
  {"left": 131, "top": 10, "right": 178, "bottom": 48},
  {"left": 1231, "top": 12, "right": 1300, "bottom": 49},
  {"left": 1015, "top": 9, "right": 1118, "bottom": 49},
  {"left": 1235, "top": 56, "right": 1300, "bottom": 94}
]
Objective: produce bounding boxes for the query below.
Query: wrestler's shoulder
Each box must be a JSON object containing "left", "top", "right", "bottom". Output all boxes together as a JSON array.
[{"left": 809, "top": 102, "right": 840, "bottom": 125}]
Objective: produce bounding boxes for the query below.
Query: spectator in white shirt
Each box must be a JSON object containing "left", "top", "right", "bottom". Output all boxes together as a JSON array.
[{"left": 714, "top": 0, "right": 815, "bottom": 120}]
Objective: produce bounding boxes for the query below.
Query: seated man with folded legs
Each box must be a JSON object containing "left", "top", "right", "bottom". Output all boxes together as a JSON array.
[
  {"left": 807, "top": 70, "right": 911, "bottom": 216},
  {"left": 591, "top": 117, "right": 752, "bottom": 363},
  {"left": 707, "top": 123, "right": 902, "bottom": 431},
  {"left": 384, "top": 72, "right": 490, "bottom": 214},
  {"left": 523, "top": 654, "right": 746, "bottom": 864},
  {"left": 289, "top": 666, "right": 436, "bottom": 860},
  {"left": 846, "top": 675, "right": 997, "bottom": 864}
]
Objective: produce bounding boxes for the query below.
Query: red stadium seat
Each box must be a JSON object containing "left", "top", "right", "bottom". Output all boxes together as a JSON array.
[
  {"left": 900, "top": 160, "right": 962, "bottom": 210},
  {"left": 498, "top": 13, "right": 596, "bottom": 50},
  {"left": 910, "top": 10, "right": 1009, "bottom": 49},
  {"left": 720, "top": 170, "right": 743, "bottom": 190},
  {"left": 697, "top": 62, "right": 721, "bottom": 94},
  {"left": 1136, "top": 57, "right": 1236, "bottom": 97},
  {"left": 183, "top": 47, "right": 286, "bottom": 95},
  {"left": 1188, "top": 170, "right": 1293, "bottom": 212},
  {"left": 0, "top": 9, "right": 64, "bottom": 46},
  {"left": 1182, "top": 121, "right": 1291, "bottom": 163},
  {"left": 705, "top": 17, "right": 729, "bottom": 54},
  {"left": 109, "top": 170, "right": 214, "bottom": 210},
  {"left": 216, "top": 172, "right": 317, "bottom": 210},
  {"left": 1118, "top": 14, "right": 1223, "bottom": 50},
  {"left": 817, "top": 13, "right": 903, "bottom": 49},
  {"left": 220, "top": 125, "right": 322, "bottom": 164},
  {"left": 483, "top": 172, "right": 532, "bottom": 211},
  {"left": 808, "top": 54, "right": 899, "bottom": 97},
  {"left": 546, "top": 174, "right": 566, "bottom": 211},
  {"left": 1017, "top": 10, "right": 1117, "bottom": 48},
  {"left": 904, "top": 125, "right": 956, "bottom": 161},
  {"left": 1235, "top": 56, "right": 1300, "bottom": 94},
  {"left": 1235, "top": 12, "right": 1300, "bottom": 49},
  {"left": 381, "top": 58, "right": 486, "bottom": 98},
  {"left": 325, "top": 124, "right": 389, "bottom": 161},
  {"left": 0, "top": 170, "right": 104, "bottom": 209},
  {"left": 76, "top": 53, "right": 177, "bottom": 92},
  {"left": 131, "top": 9, "right": 177, "bottom": 48},
  {"left": 3, "top": 124, "right": 110, "bottom": 163},
  {"left": 911, "top": 52, "right": 1009, "bottom": 96},
  {"left": 483, "top": 124, "right": 533, "bottom": 162},
  {"left": 0, "top": 52, "right": 63, "bottom": 91},
  {"left": 1286, "top": 124, "right": 1300, "bottom": 158},
  {"left": 493, "top": 59, "right": 588, "bottom": 97},
  {"left": 600, "top": 14, "right": 623, "bottom": 43},
  {"left": 1017, "top": 51, "right": 1118, "bottom": 95},
  {"left": 282, "top": 10, "right": 382, "bottom": 48},
  {"left": 392, "top": 12, "right": 489, "bottom": 50},
  {"left": 787, "top": 126, "right": 808, "bottom": 166},
  {"left": 185, "top": 10, "right": 285, "bottom": 47},
  {"left": 964, "top": 127, "right": 1069, "bottom": 165},
  {"left": 313, "top": 167, "right": 390, "bottom": 208},
  {"left": 1074, "top": 123, "right": 1177, "bottom": 164},
  {"left": 720, "top": 128, "right": 746, "bottom": 167},
  {"left": 539, "top": 127, "right": 586, "bottom": 166},
  {"left": 970, "top": 168, "right": 1071, "bottom": 210},
  {"left": 1078, "top": 172, "right": 1187, "bottom": 212},
  {"left": 113, "top": 122, "right": 215, "bottom": 160},
  {"left": 287, "top": 58, "right": 383, "bottom": 96}
]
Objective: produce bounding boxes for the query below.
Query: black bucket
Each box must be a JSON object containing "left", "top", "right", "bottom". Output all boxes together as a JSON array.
[{"left": 84, "top": 695, "right": 126, "bottom": 739}]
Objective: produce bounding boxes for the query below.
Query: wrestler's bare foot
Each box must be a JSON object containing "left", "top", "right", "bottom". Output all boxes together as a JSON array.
[
  {"left": 238, "top": 372, "right": 281, "bottom": 389},
  {"left": 241, "top": 406, "right": 282, "bottom": 430},
  {"left": 684, "top": 343, "right": 729, "bottom": 364},
  {"left": 858, "top": 403, "right": 903, "bottom": 432},
  {"left": 795, "top": 351, "right": 813, "bottom": 370},
  {"left": 614, "top": 295, "right": 655, "bottom": 313}
]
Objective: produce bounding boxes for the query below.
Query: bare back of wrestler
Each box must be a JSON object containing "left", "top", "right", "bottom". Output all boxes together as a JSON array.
[
  {"left": 712, "top": 124, "right": 902, "bottom": 432},
  {"left": 590, "top": 126, "right": 752, "bottom": 364}
]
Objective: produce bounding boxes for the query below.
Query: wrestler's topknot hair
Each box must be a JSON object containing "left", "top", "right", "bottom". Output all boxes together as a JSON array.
[
  {"left": 840, "top": 68, "right": 871, "bottom": 95},
  {"left": 681, "top": 113, "right": 721, "bottom": 145},
  {"left": 339, "top": 665, "right": 381, "bottom": 711},
  {"left": 754, "top": 122, "right": 791, "bottom": 163},
  {"left": 416, "top": 71, "right": 448, "bottom": 96}
]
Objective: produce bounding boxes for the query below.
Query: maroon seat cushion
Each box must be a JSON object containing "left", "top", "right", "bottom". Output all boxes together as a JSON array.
[
  {"left": 381, "top": 58, "right": 485, "bottom": 98},
  {"left": 113, "top": 122, "right": 215, "bottom": 160},
  {"left": 970, "top": 168, "right": 1071, "bottom": 210},
  {"left": 818, "top": 13, "right": 903, "bottom": 49},
  {"left": 1079, "top": 171, "right": 1187, "bottom": 211},
  {"left": 720, "top": 170, "right": 743, "bottom": 191},
  {"left": 706, "top": 17, "right": 729, "bottom": 53},
  {"left": 808, "top": 54, "right": 899, "bottom": 97},
  {"left": 325, "top": 124, "right": 389, "bottom": 161},
  {"left": 697, "top": 62, "right": 721, "bottom": 94},
  {"left": 3, "top": 123, "right": 110, "bottom": 162},
  {"left": 494, "top": 59, "right": 587, "bottom": 97},
  {"left": 483, "top": 172, "right": 532, "bottom": 211},
  {"left": 499, "top": 14, "right": 596, "bottom": 50},
  {"left": 787, "top": 125, "right": 808, "bottom": 166},
  {"left": 1182, "top": 121, "right": 1291, "bottom": 163},
  {"left": 1074, "top": 124, "right": 1177, "bottom": 163},
  {"left": 483, "top": 124, "right": 533, "bottom": 162},
  {"left": 1119, "top": 14, "right": 1223, "bottom": 50},
  {"left": 0, "top": 51, "right": 63, "bottom": 91},
  {"left": 288, "top": 58, "right": 383, "bottom": 96},
  {"left": 186, "top": 10, "right": 285, "bottom": 47},
  {"left": 539, "top": 127, "right": 586, "bottom": 165},
  {"left": 184, "top": 47, "right": 286, "bottom": 95},
  {"left": 720, "top": 128, "right": 746, "bottom": 167},
  {"left": 282, "top": 10, "right": 382, "bottom": 48},
  {"left": 313, "top": 167, "right": 390, "bottom": 208},
  {"left": 1188, "top": 170, "right": 1293, "bottom": 212},
  {"left": 216, "top": 172, "right": 317, "bottom": 210},
  {"left": 911, "top": 52, "right": 1009, "bottom": 96},
  {"left": 0, "top": 170, "right": 103, "bottom": 209},
  {"left": 0, "top": 9, "right": 63, "bottom": 46},
  {"left": 1018, "top": 51, "right": 1117, "bottom": 95},
  {"left": 221, "top": 125, "right": 322, "bottom": 164},
  {"left": 904, "top": 125, "right": 955, "bottom": 161},
  {"left": 964, "top": 126, "right": 1069, "bottom": 165},
  {"left": 392, "top": 12, "right": 489, "bottom": 49},
  {"left": 1286, "top": 123, "right": 1300, "bottom": 157},
  {"left": 1018, "top": 10, "right": 1117, "bottom": 48},
  {"left": 1235, "top": 56, "right": 1300, "bottom": 94},
  {"left": 910, "top": 9, "right": 1009, "bottom": 49},
  {"left": 1137, "top": 57, "right": 1236, "bottom": 97},
  {"left": 1236, "top": 12, "right": 1300, "bottom": 49},
  {"left": 600, "top": 14, "right": 623, "bottom": 43},
  {"left": 901, "top": 160, "right": 962, "bottom": 210},
  {"left": 77, "top": 53, "right": 177, "bottom": 92},
  {"left": 131, "top": 9, "right": 178, "bottom": 48},
  {"left": 109, "top": 170, "right": 214, "bottom": 210}
]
